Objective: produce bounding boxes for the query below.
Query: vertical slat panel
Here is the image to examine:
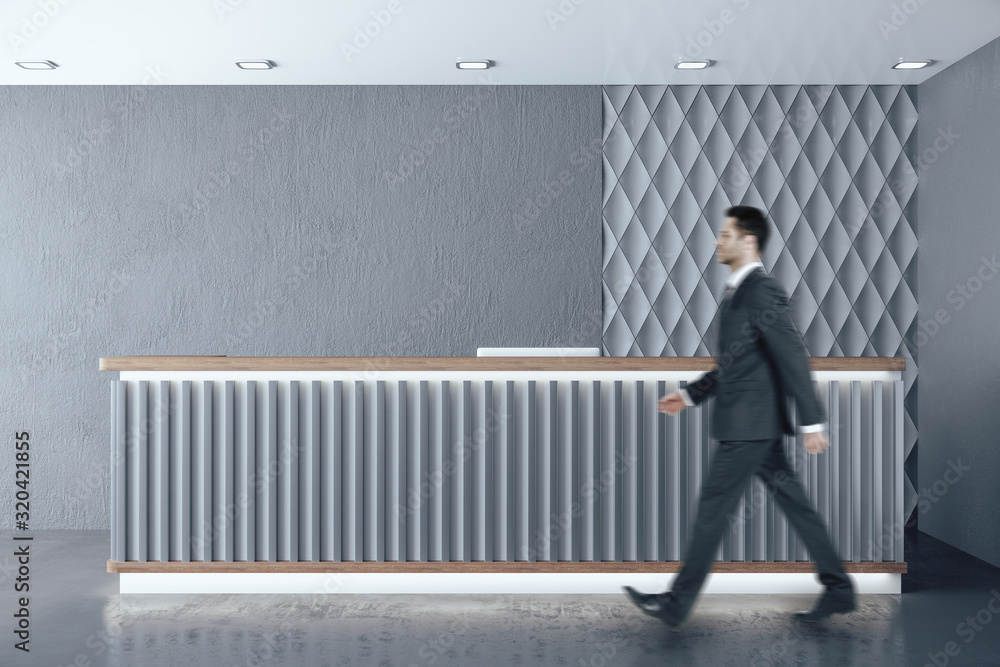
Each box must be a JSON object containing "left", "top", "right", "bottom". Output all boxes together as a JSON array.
[
  {"left": 343, "top": 381, "right": 359, "bottom": 561},
  {"left": 641, "top": 380, "right": 657, "bottom": 561},
  {"left": 555, "top": 380, "right": 565, "bottom": 561},
  {"left": 652, "top": 381, "right": 663, "bottom": 561},
  {"left": 755, "top": 476, "right": 767, "bottom": 562},
  {"left": 386, "top": 381, "right": 404, "bottom": 562},
  {"left": 553, "top": 380, "right": 564, "bottom": 562},
  {"left": 678, "top": 380, "right": 696, "bottom": 561},
  {"left": 171, "top": 381, "right": 191, "bottom": 562},
  {"left": 367, "top": 380, "right": 385, "bottom": 562},
  {"left": 322, "top": 380, "right": 342, "bottom": 562},
  {"left": 214, "top": 381, "right": 234, "bottom": 562},
  {"left": 739, "top": 478, "right": 751, "bottom": 562},
  {"left": 343, "top": 380, "right": 356, "bottom": 561},
  {"left": 481, "top": 381, "right": 494, "bottom": 561},
  {"left": 548, "top": 380, "right": 559, "bottom": 561},
  {"left": 258, "top": 381, "right": 277, "bottom": 562},
  {"left": 461, "top": 381, "right": 473, "bottom": 562},
  {"left": 612, "top": 381, "right": 623, "bottom": 562},
  {"left": 838, "top": 381, "right": 852, "bottom": 562},
  {"left": 666, "top": 382, "right": 682, "bottom": 561},
  {"left": 194, "top": 381, "right": 212, "bottom": 562},
  {"left": 533, "top": 380, "right": 548, "bottom": 561},
  {"left": 679, "top": 381, "right": 689, "bottom": 563},
  {"left": 527, "top": 381, "right": 538, "bottom": 562},
  {"left": 881, "top": 381, "right": 895, "bottom": 562},
  {"left": 563, "top": 380, "right": 578, "bottom": 562},
  {"left": 351, "top": 381, "right": 365, "bottom": 560},
  {"left": 110, "top": 369, "right": 905, "bottom": 568},
  {"left": 702, "top": 392, "right": 713, "bottom": 561},
  {"left": 872, "top": 380, "right": 883, "bottom": 562},
  {"left": 504, "top": 381, "right": 515, "bottom": 562},
  {"left": 851, "top": 381, "right": 862, "bottom": 563},
  {"left": 515, "top": 381, "right": 530, "bottom": 562},
  {"left": 429, "top": 381, "right": 443, "bottom": 562},
  {"left": 828, "top": 381, "right": 839, "bottom": 563},
  {"left": 766, "top": 443, "right": 776, "bottom": 562},
  {"left": 860, "top": 381, "right": 872, "bottom": 562},
  {"left": 302, "top": 381, "right": 321, "bottom": 562},
  {"left": 440, "top": 381, "right": 451, "bottom": 563},
  {"left": 416, "top": 381, "right": 428, "bottom": 562},
  {"left": 894, "top": 380, "right": 905, "bottom": 562},
  {"left": 622, "top": 382, "right": 635, "bottom": 561},
  {"left": 111, "top": 381, "right": 127, "bottom": 562},
  {"left": 591, "top": 381, "right": 602, "bottom": 562},
  {"left": 148, "top": 381, "right": 168, "bottom": 562},
  {"left": 577, "top": 381, "right": 592, "bottom": 561},
  {"left": 235, "top": 381, "right": 255, "bottom": 562},
  {"left": 127, "top": 381, "right": 148, "bottom": 562},
  {"left": 733, "top": 422, "right": 747, "bottom": 561},
  {"left": 406, "top": 380, "right": 425, "bottom": 561},
  {"left": 632, "top": 381, "right": 643, "bottom": 562},
  {"left": 879, "top": 380, "right": 893, "bottom": 562},
  {"left": 277, "top": 381, "right": 298, "bottom": 561}
]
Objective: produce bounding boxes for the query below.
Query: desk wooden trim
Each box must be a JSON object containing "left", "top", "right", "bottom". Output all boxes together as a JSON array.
[
  {"left": 99, "top": 356, "right": 906, "bottom": 372},
  {"left": 108, "top": 559, "right": 906, "bottom": 574}
]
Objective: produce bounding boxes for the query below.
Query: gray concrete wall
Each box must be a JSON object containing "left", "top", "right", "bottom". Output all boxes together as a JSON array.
[
  {"left": 917, "top": 37, "right": 1000, "bottom": 568},
  {"left": 0, "top": 85, "right": 602, "bottom": 529}
]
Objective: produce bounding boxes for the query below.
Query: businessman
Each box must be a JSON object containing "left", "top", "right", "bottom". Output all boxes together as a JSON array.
[{"left": 623, "top": 206, "right": 855, "bottom": 630}]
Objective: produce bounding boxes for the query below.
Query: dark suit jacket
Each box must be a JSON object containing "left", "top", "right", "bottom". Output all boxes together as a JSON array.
[{"left": 684, "top": 267, "right": 825, "bottom": 441}]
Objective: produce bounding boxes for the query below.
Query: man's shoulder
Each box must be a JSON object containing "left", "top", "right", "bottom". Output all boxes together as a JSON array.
[{"left": 744, "top": 269, "right": 790, "bottom": 308}]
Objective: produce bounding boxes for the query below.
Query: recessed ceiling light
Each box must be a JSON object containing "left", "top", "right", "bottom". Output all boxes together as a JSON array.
[
  {"left": 15, "top": 60, "right": 57, "bottom": 70},
  {"left": 675, "top": 60, "right": 713, "bottom": 70},
  {"left": 892, "top": 59, "right": 934, "bottom": 70},
  {"left": 456, "top": 60, "right": 493, "bottom": 70},
  {"left": 236, "top": 60, "right": 275, "bottom": 70}
]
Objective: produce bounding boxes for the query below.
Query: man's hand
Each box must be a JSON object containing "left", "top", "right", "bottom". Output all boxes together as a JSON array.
[
  {"left": 657, "top": 391, "right": 687, "bottom": 415},
  {"left": 804, "top": 430, "right": 829, "bottom": 455}
]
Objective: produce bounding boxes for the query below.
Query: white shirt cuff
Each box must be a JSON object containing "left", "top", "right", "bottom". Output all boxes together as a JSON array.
[
  {"left": 678, "top": 388, "right": 695, "bottom": 407},
  {"left": 800, "top": 423, "right": 826, "bottom": 434}
]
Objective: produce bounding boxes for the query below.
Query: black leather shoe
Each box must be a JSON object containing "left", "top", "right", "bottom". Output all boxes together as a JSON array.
[
  {"left": 622, "top": 586, "right": 686, "bottom": 631},
  {"left": 793, "top": 592, "right": 856, "bottom": 623}
]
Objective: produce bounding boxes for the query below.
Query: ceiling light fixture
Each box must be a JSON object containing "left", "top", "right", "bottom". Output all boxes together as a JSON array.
[
  {"left": 15, "top": 60, "right": 57, "bottom": 70},
  {"left": 891, "top": 59, "right": 934, "bottom": 70},
  {"left": 236, "top": 60, "right": 275, "bottom": 70},
  {"left": 675, "top": 60, "right": 713, "bottom": 70},
  {"left": 456, "top": 60, "right": 493, "bottom": 70}
]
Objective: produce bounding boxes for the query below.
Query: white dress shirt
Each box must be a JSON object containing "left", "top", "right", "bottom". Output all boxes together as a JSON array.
[{"left": 677, "top": 260, "right": 825, "bottom": 434}]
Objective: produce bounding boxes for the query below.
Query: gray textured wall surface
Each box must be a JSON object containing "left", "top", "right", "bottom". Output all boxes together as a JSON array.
[
  {"left": 0, "top": 85, "right": 602, "bottom": 530},
  {"left": 602, "top": 84, "right": 921, "bottom": 526},
  {"left": 917, "top": 37, "right": 1000, "bottom": 568}
]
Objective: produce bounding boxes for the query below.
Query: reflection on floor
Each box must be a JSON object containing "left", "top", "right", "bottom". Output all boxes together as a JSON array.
[{"left": 1, "top": 529, "right": 998, "bottom": 666}]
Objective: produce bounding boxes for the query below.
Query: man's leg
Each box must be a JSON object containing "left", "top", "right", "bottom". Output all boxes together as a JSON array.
[
  {"left": 666, "top": 440, "right": 773, "bottom": 614},
  {"left": 754, "top": 437, "right": 853, "bottom": 598}
]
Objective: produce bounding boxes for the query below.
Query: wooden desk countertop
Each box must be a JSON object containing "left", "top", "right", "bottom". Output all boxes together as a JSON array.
[{"left": 99, "top": 356, "right": 906, "bottom": 372}]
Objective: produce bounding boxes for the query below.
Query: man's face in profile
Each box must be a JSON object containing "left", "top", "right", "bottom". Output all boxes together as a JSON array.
[{"left": 715, "top": 217, "right": 744, "bottom": 266}]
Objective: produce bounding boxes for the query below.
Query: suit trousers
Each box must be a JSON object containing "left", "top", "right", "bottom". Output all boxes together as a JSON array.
[{"left": 663, "top": 437, "right": 853, "bottom": 612}]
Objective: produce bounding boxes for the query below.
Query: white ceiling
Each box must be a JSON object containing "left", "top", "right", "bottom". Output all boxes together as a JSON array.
[{"left": 1, "top": 0, "right": 998, "bottom": 85}]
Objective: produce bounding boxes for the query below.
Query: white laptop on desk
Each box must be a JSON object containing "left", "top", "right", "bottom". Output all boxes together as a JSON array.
[{"left": 476, "top": 347, "right": 601, "bottom": 357}]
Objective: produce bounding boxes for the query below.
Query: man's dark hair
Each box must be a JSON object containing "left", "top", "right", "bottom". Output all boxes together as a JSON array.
[{"left": 725, "top": 206, "right": 769, "bottom": 253}]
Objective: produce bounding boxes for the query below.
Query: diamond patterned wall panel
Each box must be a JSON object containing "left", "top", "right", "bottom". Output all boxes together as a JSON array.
[{"left": 602, "top": 85, "right": 920, "bottom": 528}]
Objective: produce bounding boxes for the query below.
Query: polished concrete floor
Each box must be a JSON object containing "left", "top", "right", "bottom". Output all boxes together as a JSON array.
[{"left": 1, "top": 529, "right": 998, "bottom": 666}]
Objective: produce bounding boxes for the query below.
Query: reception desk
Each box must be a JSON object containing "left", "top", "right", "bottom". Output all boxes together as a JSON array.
[{"left": 102, "top": 356, "right": 906, "bottom": 594}]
